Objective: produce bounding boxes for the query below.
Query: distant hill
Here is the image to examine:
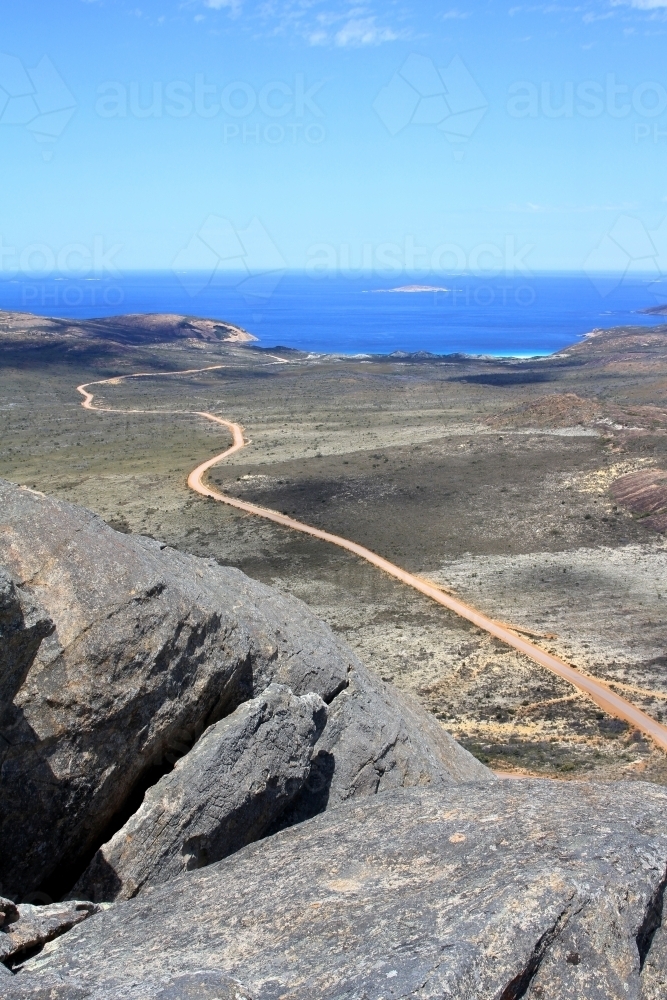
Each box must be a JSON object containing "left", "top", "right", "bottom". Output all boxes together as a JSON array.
[
  {"left": 552, "top": 323, "right": 667, "bottom": 367},
  {"left": 0, "top": 311, "right": 256, "bottom": 350}
]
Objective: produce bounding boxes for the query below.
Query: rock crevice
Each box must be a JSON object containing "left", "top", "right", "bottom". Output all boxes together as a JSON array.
[
  {"left": 498, "top": 902, "right": 579, "bottom": 1000},
  {"left": 638, "top": 863, "right": 667, "bottom": 970},
  {"left": 70, "top": 684, "right": 328, "bottom": 902}
]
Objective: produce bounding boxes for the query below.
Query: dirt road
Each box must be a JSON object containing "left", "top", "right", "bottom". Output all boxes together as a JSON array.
[{"left": 78, "top": 370, "right": 667, "bottom": 753}]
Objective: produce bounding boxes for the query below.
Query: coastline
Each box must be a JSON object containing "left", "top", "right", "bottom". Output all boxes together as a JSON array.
[{"left": 1, "top": 272, "right": 665, "bottom": 358}]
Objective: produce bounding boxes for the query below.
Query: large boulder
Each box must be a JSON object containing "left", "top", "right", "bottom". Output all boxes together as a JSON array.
[
  {"left": 70, "top": 685, "right": 327, "bottom": 902},
  {"left": 0, "top": 479, "right": 488, "bottom": 901},
  {"left": 0, "top": 480, "right": 351, "bottom": 900},
  {"left": 11, "top": 780, "right": 667, "bottom": 1000}
]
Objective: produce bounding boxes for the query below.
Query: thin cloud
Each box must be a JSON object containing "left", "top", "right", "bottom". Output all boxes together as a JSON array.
[
  {"left": 307, "top": 28, "right": 329, "bottom": 43},
  {"left": 193, "top": 1, "right": 408, "bottom": 44},
  {"left": 623, "top": 0, "right": 667, "bottom": 7},
  {"left": 333, "top": 16, "right": 401, "bottom": 46},
  {"left": 205, "top": 0, "right": 243, "bottom": 10}
]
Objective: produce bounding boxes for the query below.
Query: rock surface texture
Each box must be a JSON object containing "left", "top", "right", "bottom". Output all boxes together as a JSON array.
[
  {"left": 8, "top": 781, "right": 667, "bottom": 1000},
  {"left": 641, "top": 923, "right": 667, "bottom": 1000},
  {"left": 277, "top": 658, "right": 489, "bottom": 827},
  {"left": 71, "top": 684, "right": 327, "bottom": 902},
  {"left": 0, "top": 902, "right": 98, "bottom": 964},
  {"left": 4, "top": 969, "right": 254, "bottom": 999},
  {"left": 0, "top": 568, "right": 53, "bottom": 716},
  {"left": 0, "top": 478, "right": 484, "bottom": 901}
]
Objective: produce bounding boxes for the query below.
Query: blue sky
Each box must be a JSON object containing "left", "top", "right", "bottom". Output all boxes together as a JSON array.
[{"left": 2, "top": 0, "right": 667, "bottom": 277}]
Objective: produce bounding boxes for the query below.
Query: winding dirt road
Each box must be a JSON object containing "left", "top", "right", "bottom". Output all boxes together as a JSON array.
[{"left": 78, "top": 368, "right": 667, "bottom": 753}]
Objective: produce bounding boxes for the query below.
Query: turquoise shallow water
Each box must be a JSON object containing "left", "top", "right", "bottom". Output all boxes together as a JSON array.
[{"left": 1, "top": 271, "right": 664, "bottom": 356}]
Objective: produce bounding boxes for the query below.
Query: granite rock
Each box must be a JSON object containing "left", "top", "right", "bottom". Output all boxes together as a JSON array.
[
  {"left": 0, "top": 479, "right": 490, "bottom": 901},
  {"left": 14, "top": 780, "right": 667, "bottom": 1000},
  {"left": 0, "top": 568, "right": 53, "bottom": 714},
  {"left": 71, "top": 684, "right": 326, "bottom": 902},
  {"left": 277, "top": 658, "right": 492, "bottom": 827},
  {"left": 0, "top": 902, "right": 98, "bottom": 964},
  {"left": 3, "top": 969, "right": 254, "bottom": 999},
  {"left": 641, "top": 919, "right": 667, "bottom": 1000},
  {"left": 0, "top": 480, "right": 354, "bottom": 899}
]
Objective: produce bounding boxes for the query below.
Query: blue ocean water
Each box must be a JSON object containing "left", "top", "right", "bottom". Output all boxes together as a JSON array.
[{"left": 1, "top": 270, "right": 665, "bottom": 357}]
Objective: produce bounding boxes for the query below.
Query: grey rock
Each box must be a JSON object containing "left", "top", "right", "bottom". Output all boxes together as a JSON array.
[
  {"left": 641, "top": 920, "right": 667, "bottom": 1000},
  {"left": 71, "top": 684, "right": 326, "bottom": 902},
  {"left": 0, "top": 568, "right": 53, "bottom": 712},
  {"left": 3, "top": 969, "right": 254, "bottom": 999},
  {"left": 16, "top": 780, "right": 667, "bottom": 999},
  {"left": 0, "top": 480, "right": 354, "bottom": 900},
  {"left": 0, "top": 902, "right": 98, "bottom": 964},
  {"left": 0, "top": 479, "right": 489, "bottom": 901},
  {"left": 278, "top": 659, "right": 492, "bottom": 826}
]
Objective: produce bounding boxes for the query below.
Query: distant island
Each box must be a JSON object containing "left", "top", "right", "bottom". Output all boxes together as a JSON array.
[
  {"left": 368, "top": 284, "right": 451, "bottom": 294},
  {"left": 640, "top": 303, "right": 667, "bottom": 315}
]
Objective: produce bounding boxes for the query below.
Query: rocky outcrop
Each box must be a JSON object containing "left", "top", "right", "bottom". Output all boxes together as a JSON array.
[
  {"left": 0, "top": 478, "right": 485, "bottom": 901},
  {"left": 71, "top": 660, "right": 486, "bottom": 904},
  {"left": 71, "top": 685, "right": 327, "bottom": 902},
  {"left": 278, "top": 658, "right": 490, "bottom": 827},
  {"left": 0, "top": 480, "right": 351, "bottom": 900},
  {"left": 2, "top": 477, "right": 666, "bottom": 997},
  {"left": 610, "top": 469, "right": 667, "bottom": 533},
  {"left": 0, "top": 901, "right": 98, "bottom": 965},
  {"left": 8, "top": 780, "right": 667, "bottom": 999}
]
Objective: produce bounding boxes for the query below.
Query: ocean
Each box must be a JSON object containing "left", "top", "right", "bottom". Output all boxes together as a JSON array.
[{"left": 1, "top": 271, "right": 665, "bottom": 357}]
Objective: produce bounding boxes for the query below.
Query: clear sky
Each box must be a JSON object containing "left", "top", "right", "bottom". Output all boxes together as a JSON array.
[{"left": 2, "top": 0, "right": 667, "bottom": 278}]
